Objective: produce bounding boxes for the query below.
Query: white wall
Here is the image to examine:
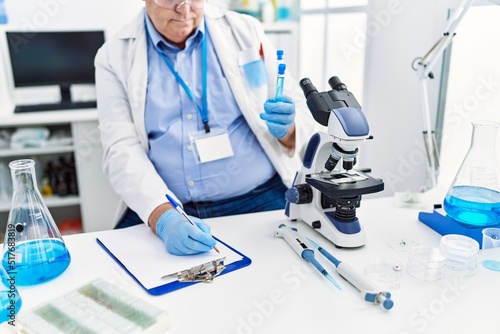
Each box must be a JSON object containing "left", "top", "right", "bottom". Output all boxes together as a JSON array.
[
  {"left": 0, "top": 0, "right": 464, "bottom": 198},
  {"left": 361, "top": 0, "right": 452, "bottom": 196},
  {"left": 439, "top": 4, "right": 500, "bottom": 189},
  {"left": 0, "top": 0, "right": 144, "bottom": 115}
]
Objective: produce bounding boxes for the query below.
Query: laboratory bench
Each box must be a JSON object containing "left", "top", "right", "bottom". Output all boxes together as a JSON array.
[{"left": 1, "top": 196, "right": 499, "bottom": 334}]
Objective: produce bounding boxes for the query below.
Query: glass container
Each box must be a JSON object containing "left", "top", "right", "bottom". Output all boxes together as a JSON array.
[
  {"left": 2, "top": 159, "right": 71, "bottom": 286},
  {"left": 443, "top": 121, "right": 500, "bottom": 227}
]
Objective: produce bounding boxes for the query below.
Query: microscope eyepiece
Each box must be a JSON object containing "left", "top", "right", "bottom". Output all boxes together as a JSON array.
[
  {"left": 328, "top": 76, "right": 347, "bottom": 92},
  {"left": 299, "top": 78, "right": 318, "bottom": 99}
]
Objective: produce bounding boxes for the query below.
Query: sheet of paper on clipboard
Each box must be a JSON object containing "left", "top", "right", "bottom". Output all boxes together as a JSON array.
[{"left": 96, "top": 224, "right": 251, "bottom": 295}]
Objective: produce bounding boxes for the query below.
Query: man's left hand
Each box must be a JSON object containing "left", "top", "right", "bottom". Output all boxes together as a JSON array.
[{"left": 260, "top": 95, "right": 295, "bottom": 139}]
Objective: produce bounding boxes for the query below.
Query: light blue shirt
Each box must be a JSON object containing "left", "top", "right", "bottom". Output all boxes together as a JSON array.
[{"left": 144, "top": 12, "right": 275, "bottom": 204}]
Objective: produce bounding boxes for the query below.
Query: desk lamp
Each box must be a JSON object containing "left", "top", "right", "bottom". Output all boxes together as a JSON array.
[
  {"left": 412, "top": 0, "right": 475, "bottom": 190},
  {"left": 415, "top": 0, "right": 500, "bottom": 246}
]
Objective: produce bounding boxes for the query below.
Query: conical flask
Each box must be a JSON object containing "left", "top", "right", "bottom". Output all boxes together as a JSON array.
[
  {"left": 1, "top": 159, "right": 71, "bottom": 286},
  {"left": 443, "top": 121, "right": 500, "bottom": 227}
]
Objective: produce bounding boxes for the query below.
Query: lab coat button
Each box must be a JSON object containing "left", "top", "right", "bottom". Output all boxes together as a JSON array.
[
  {"left": 186, "top": 114, "right": 193, "bottom": 120},
  {"left": 188, "top": 180, "right": 195, "bottom": 186}
]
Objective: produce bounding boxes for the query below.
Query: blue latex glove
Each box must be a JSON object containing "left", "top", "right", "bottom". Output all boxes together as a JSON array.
[
  {"left": 260, "top": 95, "right": 295, "bottom": 139},
  {"left": 156, "top": 210, "right": 216, "bottom": 256}
]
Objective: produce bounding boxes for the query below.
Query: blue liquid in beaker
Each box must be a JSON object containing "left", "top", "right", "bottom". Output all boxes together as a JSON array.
[
  {"left": 482, "top": 260, "right": 500, "bottom": 271},
  {"left": 443, "top": 186, "right": 500, "bottom": 227},
  {"left": 2, "top": 239, "right": 71, "bottom": 286}
]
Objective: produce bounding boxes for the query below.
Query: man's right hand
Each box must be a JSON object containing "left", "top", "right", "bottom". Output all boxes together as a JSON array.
[{"left": 155, "top": 210, "right": 216, "bottom": 256}]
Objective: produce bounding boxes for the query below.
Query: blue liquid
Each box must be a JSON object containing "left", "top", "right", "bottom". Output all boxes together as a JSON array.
[
  {"left": 1, "top": 289, "right": 22, "bottom": 324},
  {"left": 482, "top": 260, "right": 500, "bottom": 271},
  {"left": 443, "top": 186, "right": 500, "bottom": 227},
  {"left": 2, "top": 239, "right": 71, "bottom": 286},
  {"left": 275, "top": 76, "right": 284, "bottom": 100},
  {"left": 0, "top": 0, "right": 8, "bottom": 24},
  {"left": 276, "top": 7, "right": 291, "bottom": 21}
]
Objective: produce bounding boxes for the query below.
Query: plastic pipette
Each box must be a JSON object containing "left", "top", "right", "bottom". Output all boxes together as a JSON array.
[
  {"left": 274, "top": 224, "right": 342, "bottom": 291},
  {"left": 307, "top": 238, "right": 394, "bottom": 310}
]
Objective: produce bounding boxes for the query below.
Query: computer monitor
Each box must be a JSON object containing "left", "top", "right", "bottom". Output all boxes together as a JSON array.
[{"left": 5, "top": 30, "right": 105, "bottom": 106}]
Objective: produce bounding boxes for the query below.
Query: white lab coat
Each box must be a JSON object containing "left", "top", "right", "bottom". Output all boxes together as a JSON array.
[{"left": 95, "top": 4, "right": 318, "bottom": 225}]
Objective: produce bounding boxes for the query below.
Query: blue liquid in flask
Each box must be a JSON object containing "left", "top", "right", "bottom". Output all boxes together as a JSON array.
[
  {"left": 443, "top": 185, "right": 500, "bottom": 227},
  {"left": 2, "top": 239, "right": 71, "bottom": 286}
]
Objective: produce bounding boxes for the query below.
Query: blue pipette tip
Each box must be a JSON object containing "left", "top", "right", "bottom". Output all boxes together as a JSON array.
[
  {"left": 307, "top": 237, "right": 320, "bottom": 249},
  {"left": 304, "top": 251, "right": 342, "bottom": 291},
  {"left": 307, "top": 237, "right": 341, "bottom": 267},
  {"left": 325, "top": 273, "right": 342, "bottom": 291}
]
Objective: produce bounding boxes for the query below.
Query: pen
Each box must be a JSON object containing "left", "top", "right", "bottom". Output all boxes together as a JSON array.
[{"left": 165, "top": 194, "right": 220, "bottom": 253}]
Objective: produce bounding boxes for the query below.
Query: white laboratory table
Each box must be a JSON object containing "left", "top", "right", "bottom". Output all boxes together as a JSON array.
[{"left": 3, "top": 196, "right": 499, "bottom": 334}]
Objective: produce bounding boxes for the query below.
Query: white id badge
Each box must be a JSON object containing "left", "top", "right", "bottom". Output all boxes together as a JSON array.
[{"left": 189, "top": 127, "right": 234, "bottom": 163}]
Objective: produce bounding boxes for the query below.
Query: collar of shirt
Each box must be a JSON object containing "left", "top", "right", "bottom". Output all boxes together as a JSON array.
[{"left": 144, "top": 9, "right": 205, "bottom": 56}]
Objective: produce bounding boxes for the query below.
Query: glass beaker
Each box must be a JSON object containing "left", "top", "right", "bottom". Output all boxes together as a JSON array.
[
  {"left": 0, "top": 264, "right": 22, "bottom": 324},
  {"left": 443, "top": 121, "right": 500, "bottom": 228},
  {"left": 1, "top": 159, "right": 71, "bottom": 286}
]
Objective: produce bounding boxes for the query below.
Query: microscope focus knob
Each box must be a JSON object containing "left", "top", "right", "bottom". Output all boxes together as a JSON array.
[{"left": 285, "top": 184, "right": 313, "bottom": 204}]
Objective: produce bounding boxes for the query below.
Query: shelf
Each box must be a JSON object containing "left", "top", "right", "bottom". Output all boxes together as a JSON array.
[
  {"left": 0, "top": 145, "right": 75, "bottom": 158},
  {"left": 0, "top": 117, "right": 118, "bottom": 232},
  {"left": 263, "top": 21, "right": 299, "bottom": 32},
  {"left": 0, "top": 109, "right": 98, "bottom": 126},
  {"left": 0, "top": 194, "right": 80, "bottom": 212}
]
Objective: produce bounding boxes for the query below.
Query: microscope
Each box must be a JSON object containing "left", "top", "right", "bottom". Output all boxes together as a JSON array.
[{"left": 285, "top": 76, "right": 384, "bottom": 248}]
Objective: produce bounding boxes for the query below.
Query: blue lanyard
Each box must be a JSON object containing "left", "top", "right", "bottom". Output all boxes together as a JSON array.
[{"left": 145, "top": 22, "right": 210, "bottom": 133}]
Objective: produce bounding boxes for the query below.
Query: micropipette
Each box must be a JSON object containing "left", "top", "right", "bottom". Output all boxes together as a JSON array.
[
  {"left": 274, "top": 224, "right": 342, "bottom": 291},
  {"left": 307, "top": 238, "right": 394, "bottom": 310}
]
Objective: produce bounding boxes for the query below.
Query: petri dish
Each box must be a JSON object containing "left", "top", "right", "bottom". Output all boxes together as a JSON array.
[
  {"left": 365, "top": 257, "right": 404, "bottom": 289},
  {"left": 440, "top": 234, "right": 479, "bottom": 259},
  {"left": 407, "top": 246, "right": 446, "bottom": 281},
  {"left": 440, "top": 234, "right": 479, "bottom": 277},
  {"left": 388, "top": 236, "right": 420, "bottom": 252}
]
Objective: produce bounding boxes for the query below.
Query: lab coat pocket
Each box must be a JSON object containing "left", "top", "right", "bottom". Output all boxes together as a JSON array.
[{"left": 238, "top": 47, "right": 267, "bottom": 88}]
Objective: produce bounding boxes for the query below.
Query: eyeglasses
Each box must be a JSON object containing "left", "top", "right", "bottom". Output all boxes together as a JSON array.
[{"left": 154, "top": 0, "right": 205, "bottom": 11}]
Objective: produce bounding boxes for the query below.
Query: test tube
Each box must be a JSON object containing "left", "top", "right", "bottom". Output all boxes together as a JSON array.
[
  {"left": 275, "top": 63, "right": 286, "bottom": 100},
  {"left": 276, "top": 50, "right": 284, "bottom": 84}
]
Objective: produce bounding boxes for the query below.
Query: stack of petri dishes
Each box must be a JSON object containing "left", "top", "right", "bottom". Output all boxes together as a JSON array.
[
  {"left": 407, "top": 246, "right": 446, "bottom": 281},
  {"left": 439, "top": 234, "right": 480, "bottom": 278}
]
